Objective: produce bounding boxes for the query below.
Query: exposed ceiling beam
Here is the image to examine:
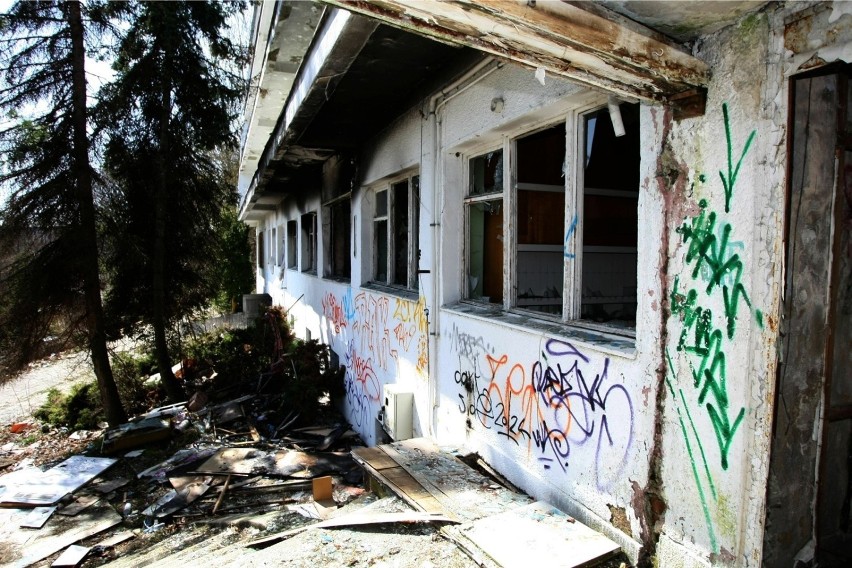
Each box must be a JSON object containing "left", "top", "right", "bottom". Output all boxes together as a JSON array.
[{"left": 322, "top": 0, "right": 710, "bottom": 105}]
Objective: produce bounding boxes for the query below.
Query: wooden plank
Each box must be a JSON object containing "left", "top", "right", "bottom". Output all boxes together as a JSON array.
[
  {"left": 245, "top": 511, "right": 456, "bottom": 548},
  {"left": 442, "top": 501, "right": 620, "bottom": 568},
  {"left": 51, "top": 544, "right": 90, "bottom": 567},
  {"left": 94, "top": 530, "right": 134, "bottom": 549},
  {"left": 356, "top": 462, "right": 426, "bottom": 513},
  {"left": 351, "top": 446, "right": 397, "bottom": 471},
  {"left": 57, "top": 494, "right": 99, "bottom": 516},
  {"left": 381, "top": 439, "right": 530, "bottom": 522}
]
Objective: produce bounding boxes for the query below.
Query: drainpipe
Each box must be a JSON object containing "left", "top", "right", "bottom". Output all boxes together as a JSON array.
[{"left": 426, "top": 57, "right": 502, "bottom": 439}]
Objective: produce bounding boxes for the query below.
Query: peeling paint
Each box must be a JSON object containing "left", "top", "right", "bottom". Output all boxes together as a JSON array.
[{"left": 608, "top": 503, "right": 633, "bottom": 537}]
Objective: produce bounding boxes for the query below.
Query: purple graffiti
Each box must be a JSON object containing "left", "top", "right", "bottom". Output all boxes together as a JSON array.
[{"left": 457, "top": 338, "right": 633, "bottom": 490}]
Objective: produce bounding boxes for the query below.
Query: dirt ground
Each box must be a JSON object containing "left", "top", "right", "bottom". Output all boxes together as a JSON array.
[{"left": 0, "top": 350, "right": 94, "bottom": 426}]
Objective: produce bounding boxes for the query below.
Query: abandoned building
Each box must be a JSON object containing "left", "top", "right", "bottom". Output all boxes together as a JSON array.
[{"left": 236, "top": 1, "right": 852, "bottom": 565}]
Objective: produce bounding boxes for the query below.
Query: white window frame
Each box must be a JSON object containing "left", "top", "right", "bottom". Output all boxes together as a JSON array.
[
  {"left": 371, "top": 171, "right": 420, "bottom": 291},
  {"left": 462, "top": 98, "right": 638, "bottom": 336}
]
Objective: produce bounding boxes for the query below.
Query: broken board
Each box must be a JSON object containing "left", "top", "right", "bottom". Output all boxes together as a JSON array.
[
  {"left": 247, "top": 511, "right": 455, "bottom": 548},
  {"left": 51, "top": 544, "right": 90, "bottom": 567},
  {"left": 441, "top": 501, "right": 620, "bottom": 568},
  {"left": 195, "top": 447, "right": 355, "bottom": 478},
  {"left": 0, "top": 455, "right": 116, "bottom": 507},
  {"left": 352, "top": 438, "right": 530, "bottom": 522},
  {"left": 101, "top": 417, "right": 171, "bottom": 454},
  {"left": 20, "top": 506, "right": 57, "bottom": 529},
  {"left": 0, "top": 500, "right": 122, "bottom": 568}
]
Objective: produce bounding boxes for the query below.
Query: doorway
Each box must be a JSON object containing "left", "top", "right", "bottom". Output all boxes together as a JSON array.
[{"left": 764, "top": 66, "right": 852, "bottom": 566}]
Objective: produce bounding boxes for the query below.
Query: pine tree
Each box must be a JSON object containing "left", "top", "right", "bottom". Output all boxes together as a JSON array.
[
  {"left": 0, "top": 1, "right": 127, "bottom": 425},
  {"left": 98, "top": 0, "right": 246, "bottom": 402}
]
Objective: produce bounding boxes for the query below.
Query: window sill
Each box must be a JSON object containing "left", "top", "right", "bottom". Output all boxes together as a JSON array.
[
  {"left": 443, "top": 301, "right": 636, "bottom": 358},
  {"left": 362, "top": 281, "right": 420, "bottom": 302}
]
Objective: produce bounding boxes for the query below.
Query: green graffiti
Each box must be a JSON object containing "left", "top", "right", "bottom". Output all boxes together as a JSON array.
[
  {"left": 720, "top": 103, "right": 756, "bottom": 214},
  {"left": 671, "top": 277, "right": 746, "bottom": 470},
  {"left": 676, "top": 201, "right": 763, "bottom": 338},
  {"left": 669, "top": 104, "right": 762, "bottom": 474},
  {"left": 679, "top": 388, "right": 717, "bottom": 500},
  {"left": 666, "top": 349, "right": 718, "bottom": 552}
]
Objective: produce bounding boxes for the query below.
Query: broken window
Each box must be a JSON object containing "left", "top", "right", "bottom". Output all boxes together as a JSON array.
[
  {"left": 463, "top": 102, "right": 639, "bottom": 331},
  {"left": 324, "top": 197, "right": 351, "bottom": 280},
  {"left": 373, "top": 174, "right": 420, "bottom": 290},
  {"left": 466, "top": 151, "right": 503, "bottom": 303},
  {"left": 300, "top": 212, "right": 316, "bottom": 274},
  {"left": 257, "top": 230, "right": 264, "bottom": 270},
  {"left": 580, "top": 104, "right": 639, "bottom": 328},
  {"left": 286, "top": 220, "right": 297, "bottom": 269},
  {"left": 278, "top": 224, "right": 285, "bottom": 266},
  {"left": 269, "top": 227, "right": 277, "bottom": 266}
]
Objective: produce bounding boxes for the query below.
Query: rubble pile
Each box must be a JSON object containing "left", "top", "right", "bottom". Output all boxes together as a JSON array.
[{"left": 0, "top": 367, "right": 369, "bottom": 567}]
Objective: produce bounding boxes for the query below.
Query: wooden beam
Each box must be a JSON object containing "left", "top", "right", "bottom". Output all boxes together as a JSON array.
[{"left": 323, "top": 0, "right": 709, "bottom": 103}]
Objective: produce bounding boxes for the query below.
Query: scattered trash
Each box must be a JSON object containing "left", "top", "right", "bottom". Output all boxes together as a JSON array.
[
  {"left": 194, "top": 446, "right": 357, "bottom": 479},
  {"left": 123, "top": 449, "right": 145, "bottom": 458},
  {"left": 1, "top": 501, "right": 122, "bottom": 568},
  {"left": 10, "top": 423, "right": 31, "bottom": 434},
  {"left": 141, "top": 479, "right": 210, "bottom": 518},
  {"left": 142, "top": 517, "right": 165, "bottom": 533},
  {"left": 137, "top": 447, "right": 218, "bottom": 483}
]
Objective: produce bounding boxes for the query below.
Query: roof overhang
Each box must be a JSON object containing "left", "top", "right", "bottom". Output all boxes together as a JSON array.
[
  {"left": 239, "top": 7, "right": 470, "bottom": 223},
  {"left": 239, "top": 2, "right": 323, "bottom": 210},
  {"left": 321, "top": 0, "right": 711, "bottom": 106}
]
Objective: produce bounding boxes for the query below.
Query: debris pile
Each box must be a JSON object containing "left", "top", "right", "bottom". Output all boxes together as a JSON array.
[{"left": 0, "top": 372, "right": 366, "bottom": 567}]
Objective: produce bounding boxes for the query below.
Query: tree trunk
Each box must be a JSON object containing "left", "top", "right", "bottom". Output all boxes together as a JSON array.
[
  {"left": 67, "top": 1, "right": 127, "bottom": 426},
  {"left": 152, "top": 58, "right": 185, "bottom": 403}
]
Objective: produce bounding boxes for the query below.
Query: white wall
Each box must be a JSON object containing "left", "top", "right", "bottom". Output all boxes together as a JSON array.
[{"left": 245, "top": 2, "right": 852, "bottom": 565}]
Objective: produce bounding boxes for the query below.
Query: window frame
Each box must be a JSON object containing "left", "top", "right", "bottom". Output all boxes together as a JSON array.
[
  {"left": 322, "top": 192, "right": 352, "bottom": 280},
  {"left": 257, "top": 229, "right": 264, "bottom": 270},
  {"left": 370, "top": 171, "right": 420, "bottom": 291},
  {"left": 461, "top": 100, "right": 638, "bottom": 337},
  {"left": 286, "top": 220, "right": 297, "bottom": 270},
  {"left": 300, "top": 212, "right": 317, "bottom": 274}
]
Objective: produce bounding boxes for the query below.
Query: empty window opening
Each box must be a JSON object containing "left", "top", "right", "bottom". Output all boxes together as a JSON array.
[
  {"left": 581, "top": 103, "right": 639, "bottom": 327},
  {"left": 516, "top": 124, "right": 566, "bottom": 315},
  {"left": 301, "top": 212, "right": 317, "bottom": 273},
  {"left": 286, "top": 220, "right": 297, "bottom": 269},
  {"left": 257, "top": 230, "right": 264, "bottom": 269},
  {"left": 328, "top": 199, "right": 351, "bottom": 279}
]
